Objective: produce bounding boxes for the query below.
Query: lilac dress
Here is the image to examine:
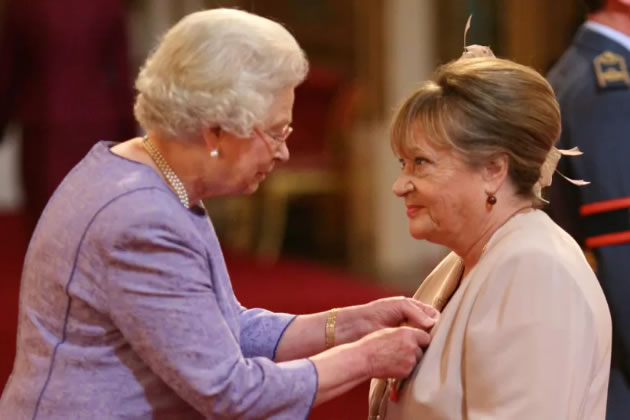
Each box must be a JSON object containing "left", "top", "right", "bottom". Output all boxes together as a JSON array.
[{"left": 0, "top": 142, "right": 317, "bottom": 419}]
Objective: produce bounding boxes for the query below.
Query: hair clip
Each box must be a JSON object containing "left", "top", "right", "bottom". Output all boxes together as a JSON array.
[
  {"left": 460, "top": 15, "right": 495, "bottom": 59},
  {"left": 535, "top": 147, "right": 590, "bottom": 203}
]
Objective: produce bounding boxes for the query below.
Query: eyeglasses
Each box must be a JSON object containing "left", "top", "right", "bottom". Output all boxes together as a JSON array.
[{"left": 255, "top": 124, "right": 293, "bottom": 148}]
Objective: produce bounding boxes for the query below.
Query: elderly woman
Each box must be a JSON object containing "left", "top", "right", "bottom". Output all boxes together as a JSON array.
[
  {"left": 0, "top": 9, "right": 439, "bottom": 419},
  {"left": 368, "top": 56, "right": 612, "bottom": 419}
]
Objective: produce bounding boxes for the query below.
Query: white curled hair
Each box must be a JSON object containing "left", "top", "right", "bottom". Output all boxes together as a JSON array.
[{"left": 134, "top": 9, "right": 309, "bottom": 141}]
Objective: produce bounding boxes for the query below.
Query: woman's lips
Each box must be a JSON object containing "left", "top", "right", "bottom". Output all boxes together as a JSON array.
[{"left": 406, "top": 205, "right": 423, "bottom": 217}]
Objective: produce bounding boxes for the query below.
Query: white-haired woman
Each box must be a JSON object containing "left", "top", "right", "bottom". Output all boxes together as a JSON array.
[{"left": 0, "top": 9, "right": 438, "bottom": 419}]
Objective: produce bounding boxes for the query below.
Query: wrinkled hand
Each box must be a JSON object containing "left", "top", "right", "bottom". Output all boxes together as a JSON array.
[
  {"left": 359, "top": 326, "right": 431, "bottom": 379},
  {"left": 362, "top": 296, "right": 439, "bottom": 333}
]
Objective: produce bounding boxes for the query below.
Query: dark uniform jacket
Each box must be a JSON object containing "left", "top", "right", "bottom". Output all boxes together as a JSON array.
[{"left": 548, "top": 24, "right": 630, "bottom": 420}]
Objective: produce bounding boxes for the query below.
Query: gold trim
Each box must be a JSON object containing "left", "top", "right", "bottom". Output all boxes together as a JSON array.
[{"left": 594, "top": 51, "right": 630, "bottom": 88}]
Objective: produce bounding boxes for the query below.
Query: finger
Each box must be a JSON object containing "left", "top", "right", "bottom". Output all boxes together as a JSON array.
[
  {"left": 415, "top": 346, "right": 424, "bottom": 362},
  {"left": 414, "top": 329, "right": 432, "bottom": 347},
  {"left": 410, "top": 299, "right": 440, "bottom": 319},
  {"left": 402, "top": 302, "right": 437, "bottom": 329}
]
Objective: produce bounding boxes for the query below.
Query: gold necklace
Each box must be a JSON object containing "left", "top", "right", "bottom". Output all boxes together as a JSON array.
[{"left": 142, "top": 136, "right": 190, "bottom": 209}]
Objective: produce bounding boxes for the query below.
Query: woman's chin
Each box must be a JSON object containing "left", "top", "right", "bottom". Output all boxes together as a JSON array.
[
  {"left": 408, "top": 222, "right": 433, "bottom": 241},
  {"left": 410, "top": 231, "right": 428, "bottom": 241},
  {"left": 227, "top": 181, "right": 258, "bottom": 196},
  {"left": 241, "top": 182, "right": 260, "bottom": 195},
  {"left": 240, "top": 174, "right": 267, "bottom": 194}
]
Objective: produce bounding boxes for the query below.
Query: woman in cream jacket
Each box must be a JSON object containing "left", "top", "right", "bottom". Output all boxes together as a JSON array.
[{"left": 369, "top": 54, "right": 612, "bottom": 420}]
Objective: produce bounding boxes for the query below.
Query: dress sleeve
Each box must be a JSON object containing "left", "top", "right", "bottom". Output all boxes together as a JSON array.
[
  {"left": 463, "top": 251, "right": 601, "bottom": 420},
  {"left": 102, "top": 211, "right": 317, "bottom": 419},
  {"left": 238, "top": 306, "right": 296, "bottom": 360}
]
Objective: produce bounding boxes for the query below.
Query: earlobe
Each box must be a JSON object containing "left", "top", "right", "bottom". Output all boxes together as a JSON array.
[
  {"left": 211, "top": 126, "right": 222, "bottom": 137},
  {"left": 201, "top": 127, "right": 222, "bottom": 159},
  {"left": 201, "top": 126, "right": 221, "bottom": 149}
]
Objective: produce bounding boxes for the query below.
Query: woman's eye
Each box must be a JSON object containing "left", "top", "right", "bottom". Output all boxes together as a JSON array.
[
  {"left": 398, "top": 159, "right": 406, "bottom": 169},
  {"left": 414, "top": 157, "right": 426, "bottom": 166}
]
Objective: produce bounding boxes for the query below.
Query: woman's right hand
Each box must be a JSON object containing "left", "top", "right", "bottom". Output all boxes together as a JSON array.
[
  {"left": 309, "top": 324, "right": 432, "bottom": 405},
  {"left": 358, "top": 326, "right": 431, "bottom": 379}
]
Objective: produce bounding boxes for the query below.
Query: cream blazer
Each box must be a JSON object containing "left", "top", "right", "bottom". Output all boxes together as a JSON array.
[{"left": 369, "top": 210, "right": 612, "bottom": 420}]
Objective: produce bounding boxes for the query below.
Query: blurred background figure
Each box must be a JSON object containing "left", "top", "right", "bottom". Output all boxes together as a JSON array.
[
  {"left": 547, "top": 1, "right": 630, "bottom": 418},
  {"left": 0, "top": 0, "right": 136, "bottom": 234}
]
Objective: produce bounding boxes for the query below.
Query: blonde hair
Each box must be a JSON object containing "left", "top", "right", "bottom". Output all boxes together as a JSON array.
[
  {"left": 134, "top": 9, "right": 309, "bottom": 141},
  {"left": 391, "top": 57, "right": 561, "bottom": 204}
]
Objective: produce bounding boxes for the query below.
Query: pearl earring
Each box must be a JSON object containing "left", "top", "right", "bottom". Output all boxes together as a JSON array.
[{"left": 210, "top": 148, "right": 219, "bottom": 158}]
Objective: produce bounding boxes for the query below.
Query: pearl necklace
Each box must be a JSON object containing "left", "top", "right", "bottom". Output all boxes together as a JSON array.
[{"left": 142, "top": 136, "right": 190, "bottom": 209}]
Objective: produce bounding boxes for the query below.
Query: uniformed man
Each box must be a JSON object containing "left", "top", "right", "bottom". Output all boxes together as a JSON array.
[{"left": 547, "top": 1, "right": 630, "bottom": 418}]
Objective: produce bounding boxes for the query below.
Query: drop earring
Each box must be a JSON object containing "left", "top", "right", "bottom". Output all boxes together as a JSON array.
[
  {"left": 210, "top": 148, "right": 219, "bottom": 159},
  {"left": 486, "top": 194, "right": 497, "bottom": 210}
]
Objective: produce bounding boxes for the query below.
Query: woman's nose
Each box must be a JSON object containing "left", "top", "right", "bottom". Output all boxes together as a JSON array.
[
  {"left": 392, "top": 176, "right": 413, "bottom": 197},
  {"left": 276, "top": 143, "right": 290, "bottom": 162}
]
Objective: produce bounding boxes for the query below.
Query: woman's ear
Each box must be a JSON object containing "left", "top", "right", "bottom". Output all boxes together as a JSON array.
[
  {"left": 482, "top": 153, "right": 509, "bottom": 192},
  {"left": 210, "top": 126, "right": 222, "bottom": 137},
  {"left": 201, "top": 126, "right": 222, "bottom": 149}
]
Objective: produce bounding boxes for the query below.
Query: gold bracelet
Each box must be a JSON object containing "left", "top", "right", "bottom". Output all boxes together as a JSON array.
[{"left": 325, "top": 308, "right": 338, "bottom": 349}]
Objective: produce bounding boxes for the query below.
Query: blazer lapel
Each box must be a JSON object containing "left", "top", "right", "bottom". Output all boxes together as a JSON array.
[
  {"left": 412, "top": 252, "right": 464, "bottom": 311},
  {"left": 368, "top": 252, "right": 463, "bottom": 420}
]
